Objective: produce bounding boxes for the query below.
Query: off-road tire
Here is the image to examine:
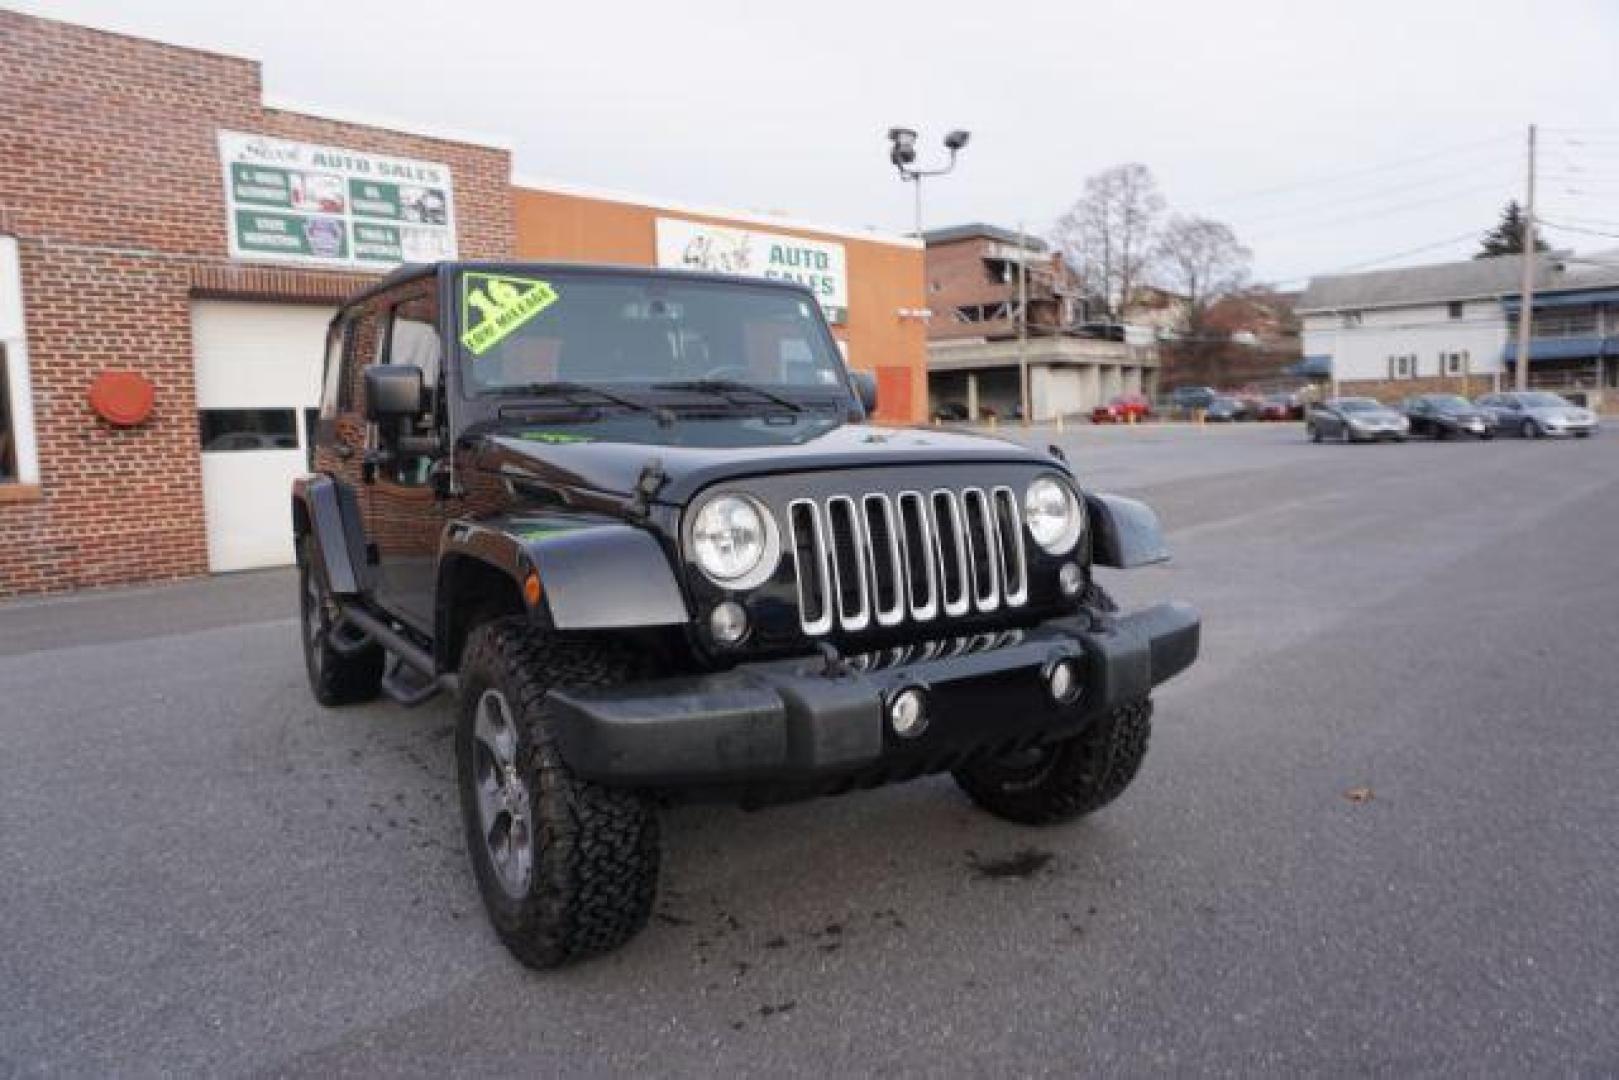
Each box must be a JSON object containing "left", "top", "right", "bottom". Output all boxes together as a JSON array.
[
  {"left": 297, "top": 539, "right": 384, "bottom": 706},
  {"left": 952, "top": 698, "right": 1154, "bottom": 826},
  {"left": 456, "top": 618, "right": 658, "bottom": 969}
]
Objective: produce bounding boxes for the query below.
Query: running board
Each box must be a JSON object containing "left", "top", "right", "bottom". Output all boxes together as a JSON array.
[{"left": 336, "top": 605, "right": 455, "bottom": 708}]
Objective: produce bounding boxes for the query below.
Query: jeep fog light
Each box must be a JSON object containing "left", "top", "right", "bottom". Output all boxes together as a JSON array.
[
  {"left": 1047, "top": 659, "right": 1082, "bottom": 705},
  {"left": 888, "top": 687, "right": 928, "bottom": 738},
  {"left": 709, "top": 601, "right": 748, "bottom": 645},
  {"left": 1058, "top": 562, "right": 1083, "bottom": 598}
]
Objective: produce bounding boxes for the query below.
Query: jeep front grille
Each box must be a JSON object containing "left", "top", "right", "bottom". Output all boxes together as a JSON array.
[{"left": 788, "top": 488, "right": 1028, "bottom": 636}]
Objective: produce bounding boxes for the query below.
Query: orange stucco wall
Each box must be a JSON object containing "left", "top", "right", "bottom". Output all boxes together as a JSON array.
[{"left": 511, "top": 186, "right": 927, "bottom": 424}]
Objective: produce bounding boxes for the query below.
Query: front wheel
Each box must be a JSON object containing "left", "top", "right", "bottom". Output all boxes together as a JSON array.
[
  {"left": 1309, "top": 423, "right": 1322, "bottom": 444},
  {"left": 456, "top": 619, "right": 659, "bottom": 969},
  {"left": 1521, "top": 418, "right": 1540, "bottom": 439},
  {"left": 953, "top": 699, "right": 1153, "bottom": 825}
]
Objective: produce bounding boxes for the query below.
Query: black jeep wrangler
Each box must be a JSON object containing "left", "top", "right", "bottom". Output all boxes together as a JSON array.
[{"left": 292, "top": 262, "right": 1199, "bottom": 968}]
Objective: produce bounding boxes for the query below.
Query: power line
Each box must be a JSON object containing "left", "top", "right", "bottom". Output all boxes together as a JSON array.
[
  {"left": 1219, "top": 159, "right": 1520, "bottom": 230},
  {"left": 1194, "top": 134, "right": 1516, "bottom": 208},
  {"left": 1264, "top": 230, "right": 1483, "bottom": 287},
  {"left": 1542, "top": 219, "right": 1619, "bottom": 241},
  {"left": 1243, "top": 181, "right": 1514, "bottom": 243}
]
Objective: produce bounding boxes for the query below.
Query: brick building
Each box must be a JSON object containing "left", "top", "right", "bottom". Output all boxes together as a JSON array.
[
  {"left": 922, "top": 224, "right": 1159, "bottom": 421},
  {"left": 512, "top": 180, "right": 927, "bottom": 424},
  {"left": 0, "top": 10, "right": 512, "bottom": 597},
  {"left": 0, "top": 11, "right": 924, "bottom": 598}
]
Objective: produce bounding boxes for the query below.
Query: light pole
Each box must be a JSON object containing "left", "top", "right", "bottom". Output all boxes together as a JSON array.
[{"left": 887, "top": 127, "right": 970, "bottom": 237}]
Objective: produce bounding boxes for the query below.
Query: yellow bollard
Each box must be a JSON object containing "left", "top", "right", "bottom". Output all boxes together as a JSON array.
[
  {"left": 1055, "top": 413, "right": 1065, "bottom": 433},
  {"left": 988, "top": 415, "right": 998, "bottom": 432}
]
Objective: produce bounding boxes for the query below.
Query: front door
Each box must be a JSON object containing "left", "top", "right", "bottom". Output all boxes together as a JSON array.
[{"left": 363, "top": 284, "right": 447, "bottom": 632}]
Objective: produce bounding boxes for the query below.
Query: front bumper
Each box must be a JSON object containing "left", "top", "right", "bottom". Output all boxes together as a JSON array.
[
  {"left": 549, "top": 603, "right": 1200, "bottom": 797},
  {"left": 1541, "top": 420, "right": 1599, "bottom": 437}
]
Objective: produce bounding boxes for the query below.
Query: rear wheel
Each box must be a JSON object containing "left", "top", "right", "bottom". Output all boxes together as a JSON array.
[
  {"left": 1309, "top": 423, "right": 1322, "bottom": 443},
  {"left": 456, "top": 619, "right": 659, "bottom": 969},
  {"left": 297, "top": 539, "right": 384, "bottom": 706},
  {"left": 953, "top": 699, "right": 1153, "bottom": 825},
  {"left": 1521, "top": 418, "right": 1540, "bottom": 439}
]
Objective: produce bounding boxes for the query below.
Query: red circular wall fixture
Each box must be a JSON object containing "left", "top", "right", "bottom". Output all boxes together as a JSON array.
[{"left": 88, "top": 371, "right": 156, "bottom": 426}]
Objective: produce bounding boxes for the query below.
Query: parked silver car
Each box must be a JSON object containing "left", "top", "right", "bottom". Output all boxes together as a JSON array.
[
  {"left": 1308, "top": 397, "right": 1410, "bottom": 443},
  {"left": 1475, "top": 392, "right": 1600, "bottom": 439}
]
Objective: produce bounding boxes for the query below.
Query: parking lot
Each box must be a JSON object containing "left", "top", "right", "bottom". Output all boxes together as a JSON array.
[{"left": 3, "top": 422, "right": 1617, "bottom": 1076}]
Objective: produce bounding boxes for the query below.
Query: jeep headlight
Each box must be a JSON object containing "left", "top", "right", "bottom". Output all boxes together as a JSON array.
[
  {"left": 688, "top": 494, "right": 780, "bottom": 589},
  {"left": 1024, "top": 476, "right": 1084, "bottom": 554}
]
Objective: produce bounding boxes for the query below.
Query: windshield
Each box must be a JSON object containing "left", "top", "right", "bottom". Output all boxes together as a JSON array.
[
  {"left": 1521, "top": 392, "right": 1570, "bottom": 408},
  {"left": 1428, "top": 395, "right": 1472, "bottom": 410},
  {"left": 1337, "top": 398, "right": 1382, "bottom": 412},
  {"left": 456, "top": 270, "right": 849, "bottom": 399}
]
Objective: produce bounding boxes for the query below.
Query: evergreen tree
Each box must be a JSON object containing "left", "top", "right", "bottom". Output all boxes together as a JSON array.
[{"left": 1475, "top": 200, "right": 1549, "bottom": 258}]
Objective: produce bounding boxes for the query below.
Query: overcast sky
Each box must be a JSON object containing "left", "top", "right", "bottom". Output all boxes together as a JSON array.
[{"left": 16, "top": 0, "right": 1619, "bottom": 284}]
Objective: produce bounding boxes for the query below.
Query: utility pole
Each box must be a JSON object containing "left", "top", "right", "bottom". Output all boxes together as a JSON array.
[
  {"left": 1018, "top": 222, "right": 1031, "bottom": 426},
  {"left": 1514, "top": 123, "right": 1537, "bottom": 393}
]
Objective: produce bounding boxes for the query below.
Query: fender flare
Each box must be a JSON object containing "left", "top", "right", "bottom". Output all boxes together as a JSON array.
[
  {"left": 437, "top": 518, "right": 690, "bottom": 633},
  {"left": 291, "top": 475, "right": 370, "bottom": 595},
  {"left": 1085, "top": 492, "right": 1170, "bottom": 569}
]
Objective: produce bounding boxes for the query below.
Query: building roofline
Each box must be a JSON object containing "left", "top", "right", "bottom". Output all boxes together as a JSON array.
[
  {"left": 921, "top": 222, "right": 1049, "bottom": 251},
  {"left": 512, "top": 175, "right": 924, "bottom": 250},
  {"left": 262, "top": 95, "right": 513, "bottom": 151},
  {"left": 4, "top": 7, "right": 261, "bottom": 64}
]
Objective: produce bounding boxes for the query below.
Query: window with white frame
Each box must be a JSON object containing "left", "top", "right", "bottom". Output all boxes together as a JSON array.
[
  {"left": 0, "top": 344, "right": 16, "bottom": 482},
  {"left": 0, "top": 236, "right": 39, "bottom": 487},
  {"left": 1387, "top": 353, "right": 1416, "bottom": 379},
  {"left": 1443, "top": 350, "right": 1468, "bottom": 376}
]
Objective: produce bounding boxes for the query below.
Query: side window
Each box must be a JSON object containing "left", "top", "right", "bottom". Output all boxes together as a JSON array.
[
  {"left": 344, "top": 305, "right": 386, "bottom": 415},
  {"left": 319, "top": 319, "right": 348, "bottom": 422},
  {"left": 380, "top": 288, "right": 443, "bottom": 487}
]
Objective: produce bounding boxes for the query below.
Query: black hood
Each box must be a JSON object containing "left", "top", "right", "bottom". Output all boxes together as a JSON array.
[{"left": 466, "top": 413, "right": 1055, "bottom": 503}]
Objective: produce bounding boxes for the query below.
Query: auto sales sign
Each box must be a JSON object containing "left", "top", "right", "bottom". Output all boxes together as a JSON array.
[
  {"left": 218, "top": 131, "right": 458, "bottom": 270},
  {"left": 655, "top": 218, "right": 848, "bottom": 324}
]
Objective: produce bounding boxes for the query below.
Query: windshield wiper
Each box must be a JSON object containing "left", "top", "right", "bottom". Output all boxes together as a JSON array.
[
  {"left": 493, "top": 381, "right": 656, "bottom": 414},
  {"left": 651, "top": 379, "right": 803, "bottom": 413}
]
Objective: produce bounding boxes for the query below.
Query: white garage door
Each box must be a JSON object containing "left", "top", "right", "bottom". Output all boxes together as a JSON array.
[{"left": 192, "top": 301, "right": 336, "bottom": 572}]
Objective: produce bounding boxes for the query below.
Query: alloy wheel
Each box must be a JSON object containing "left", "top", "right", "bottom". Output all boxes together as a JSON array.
[{"left": 472, "top": 688, "right": 534, "bottom": 900}]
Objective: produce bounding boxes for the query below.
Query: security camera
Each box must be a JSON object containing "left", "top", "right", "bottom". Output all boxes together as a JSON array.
[{"left": 943, "top": 129, "right": 971, "bottom": 152}]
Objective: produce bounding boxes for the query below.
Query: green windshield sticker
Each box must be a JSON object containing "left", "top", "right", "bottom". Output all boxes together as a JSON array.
[
  {"left": 517, "top": 430, "right": 595, "bottom": 445},
  {"left": 460, "top": 274, "right": 558, "bottom": 356}
]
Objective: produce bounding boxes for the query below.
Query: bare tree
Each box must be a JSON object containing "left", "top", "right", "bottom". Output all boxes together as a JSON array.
[
  {"left": 1154, "top": 214, "right": 1253, "bottom": 384},
  {"left": 1154, "top": 214, "right": 1251, "bottom": 335},
  {"left": 1051, "top": 163, "right": 1165, "bottom": 320}
]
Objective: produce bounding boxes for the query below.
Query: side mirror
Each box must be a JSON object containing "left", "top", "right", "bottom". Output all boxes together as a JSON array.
[
  {"left": 850, "top": 370, "right": 879, "bottom": 415},
  {"left": 365, "top": 365, "right": 424, "bottom": 422}
]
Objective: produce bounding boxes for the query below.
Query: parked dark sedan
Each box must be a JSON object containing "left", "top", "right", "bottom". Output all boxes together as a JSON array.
[
  {"left": 1401, "top": 394, "right": 1493, "bottom": 440},
  {"left": 1205, "top": 395, "right": 1247, "bottom": 422},
  {"left": 1307, "top": 397, "right": 1410, "bottom": 443}
]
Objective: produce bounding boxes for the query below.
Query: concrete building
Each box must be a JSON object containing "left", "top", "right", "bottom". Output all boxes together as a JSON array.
[
  {"left": 922, "top": 224, "right": 1159, "bottom": 421},
  {"left": 1299, "top": 252, "right": 1619, "bottom": 405}
]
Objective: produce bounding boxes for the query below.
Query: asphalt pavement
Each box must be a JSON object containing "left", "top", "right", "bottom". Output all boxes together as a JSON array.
[{"left": 3, "top": 422, "right": 1617, "bottom": 1076}]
